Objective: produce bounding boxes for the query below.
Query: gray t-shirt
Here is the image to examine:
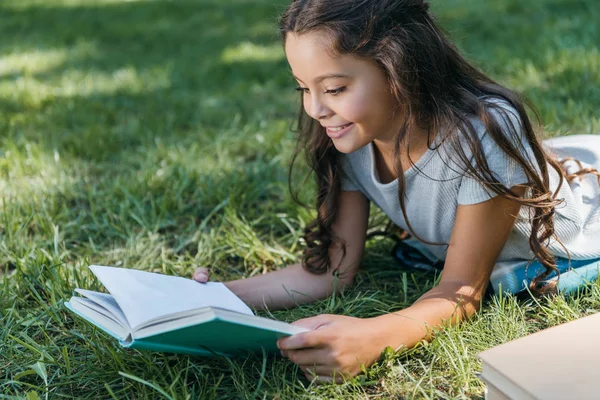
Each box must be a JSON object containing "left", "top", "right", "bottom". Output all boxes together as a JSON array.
[{"left": 340, "top": 105, "right": 600, "bottom": 264}]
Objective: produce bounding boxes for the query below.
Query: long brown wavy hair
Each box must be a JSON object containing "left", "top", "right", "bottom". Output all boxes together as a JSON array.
[{"left": 280, "top": 0, "right": 599, "bottom": 294}]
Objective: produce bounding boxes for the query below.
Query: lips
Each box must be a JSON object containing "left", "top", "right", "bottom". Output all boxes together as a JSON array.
[
  {"left": 325, "top": 123, "right": 354, "bottom": 139},
  {"left": 326, "top": 123, "right": 352, "bottom": 132}
]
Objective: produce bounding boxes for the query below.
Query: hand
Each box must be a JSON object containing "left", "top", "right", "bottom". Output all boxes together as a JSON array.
[
  {"left": 192, "top": 267, "right": 210, "bottom": 283},
  {"left": 277, "top": 314, "right": 383, "bottom": 384}
]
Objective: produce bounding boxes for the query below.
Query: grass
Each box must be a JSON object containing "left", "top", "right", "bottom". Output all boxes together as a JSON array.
[{"left": 1, "top": 0, "right": 599, "bottom": 398}]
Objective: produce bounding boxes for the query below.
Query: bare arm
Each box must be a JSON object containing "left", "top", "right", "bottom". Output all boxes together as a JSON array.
[
  {"left": 275, "top": 188, "right": 528, "bottom": 382},
  {"left": 368, "top": 187, "right": 526, "bottom": 351},
  {"left": 205, "top": 190, "right": 370, "bottom": 311}
]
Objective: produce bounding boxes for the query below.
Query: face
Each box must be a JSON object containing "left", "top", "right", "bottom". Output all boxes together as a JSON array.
[{"left": 285, "top": 31, "right": 402, "bottom": 154}]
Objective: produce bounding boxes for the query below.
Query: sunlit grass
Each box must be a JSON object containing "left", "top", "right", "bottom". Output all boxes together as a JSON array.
[
  {"left": 0, "top": 48, "right": 69, "bottom": 77},
  {"left": 221, "top": 42, "right": 285, "bottom": 64}
]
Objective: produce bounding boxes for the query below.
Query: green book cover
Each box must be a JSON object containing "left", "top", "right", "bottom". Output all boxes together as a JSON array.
[{"left": 65, "top": 266, "right": 308, "bottom": 357}]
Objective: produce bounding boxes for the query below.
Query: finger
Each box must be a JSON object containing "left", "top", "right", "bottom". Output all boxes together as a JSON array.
[
  {"left": 278, "top": 331, "right": 323, "bottom": 351},
  {"left": 286, "top": 348, "right": 330, "bottom": 366},
  {"left": 299, "top": 364, "right": 333, "bottom": 376},
  {"left": 278, "top": 315, "right": 334, "bottom": 349},
  {"left": 303, "top": 370, "right": 351, "bottom": 385},
  {"left": 193, "top": 267, "right": 209, "bottom": 277},
  {"left": 192, "top": 267, "right": 209, "bottom": 283}
]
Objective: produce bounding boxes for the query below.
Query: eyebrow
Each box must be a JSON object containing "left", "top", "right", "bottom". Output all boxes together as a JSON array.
[{"left": 294, "top": 73, "right": 350, "bottom": 84}]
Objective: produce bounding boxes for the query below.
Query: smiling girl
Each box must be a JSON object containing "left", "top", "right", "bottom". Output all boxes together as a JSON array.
[{"left": 192, "top": 0, "right": 600, "bottom": 383}]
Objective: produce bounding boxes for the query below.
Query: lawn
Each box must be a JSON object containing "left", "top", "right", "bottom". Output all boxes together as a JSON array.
[{"left": 1, "top": 0, "right": 599, "bottom": 398}]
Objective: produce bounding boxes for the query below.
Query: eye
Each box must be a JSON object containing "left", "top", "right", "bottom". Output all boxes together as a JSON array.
[
  {"left": 325, "top": 87, "right": 346, "bottom": 95},
  {"left": 295, "top": 86, "right": 310, "bottom": 94}
]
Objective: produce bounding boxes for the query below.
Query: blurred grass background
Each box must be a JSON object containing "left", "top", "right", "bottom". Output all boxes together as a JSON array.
[{"left": 0, "top": 0, "right": 599, "bottom": 398}]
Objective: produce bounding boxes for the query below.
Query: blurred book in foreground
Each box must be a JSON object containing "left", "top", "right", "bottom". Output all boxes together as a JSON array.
[{"left": 478, "top": 312, "right": 600, "bottom": 400}]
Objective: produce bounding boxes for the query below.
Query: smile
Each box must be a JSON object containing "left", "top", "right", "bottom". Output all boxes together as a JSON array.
[{"left": 325, "top": 123, "right": 354, "bottom": 139}]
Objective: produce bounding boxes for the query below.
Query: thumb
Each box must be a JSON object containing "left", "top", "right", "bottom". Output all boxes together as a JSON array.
[{"left": 192, "top": 267, "right": 210, "bottom": 283}]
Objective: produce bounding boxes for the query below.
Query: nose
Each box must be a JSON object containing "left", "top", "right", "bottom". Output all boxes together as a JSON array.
[{"left": 305, "top": 94, "right": 332, "bottom": 120}]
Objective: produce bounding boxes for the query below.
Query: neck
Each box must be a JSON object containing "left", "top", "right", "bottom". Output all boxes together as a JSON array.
[
  {"left": 372, "top": 122, "right": 430, "bottom": 168},
  {"left": 369, "top": 116, "right": 434, "bottom": 184}
]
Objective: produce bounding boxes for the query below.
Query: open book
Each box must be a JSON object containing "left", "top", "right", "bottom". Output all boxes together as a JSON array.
[{"left": 65, "top": 266, "right": 309, "bottom": 356}]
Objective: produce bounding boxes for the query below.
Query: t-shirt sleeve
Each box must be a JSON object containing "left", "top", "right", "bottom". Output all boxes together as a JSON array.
[
  {"left": 339, "top": 154, "right": 361, "bottom": 192},
  {"left": 457, "top": 104, "right": 538, "bottom": 205}
]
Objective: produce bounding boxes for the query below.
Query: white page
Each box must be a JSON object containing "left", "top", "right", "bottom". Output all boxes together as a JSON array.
[
  {"left": 89, "top": 265, "right": 254, "bottom": 329},
  {"left": 67, "top": 298, "right": 129, "bottom": 339},
  {"left": 75, "top": 289, "right": 130, "bottom": 328}
]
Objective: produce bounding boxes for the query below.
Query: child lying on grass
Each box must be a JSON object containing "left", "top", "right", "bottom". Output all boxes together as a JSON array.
[{"left": 192, "top": 0, "right": 600, "bottom": 383}]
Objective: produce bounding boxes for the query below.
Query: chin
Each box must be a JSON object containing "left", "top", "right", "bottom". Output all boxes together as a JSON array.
[{"left": 331, "top": 139, "right": 366, "bottom": 154}]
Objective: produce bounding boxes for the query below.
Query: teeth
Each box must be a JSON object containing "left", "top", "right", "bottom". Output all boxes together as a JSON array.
[{"left": 329, "top": 124, "right": 350, "bottom": 132}]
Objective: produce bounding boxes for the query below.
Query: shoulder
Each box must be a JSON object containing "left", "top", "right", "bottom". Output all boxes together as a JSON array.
[
  {"left": 470, "top": 96, "right": 526, "bottom": 140},
  {"left": 455, "top": 96, "right": 535, "bottom": 161},
  {"left": 455, "top": 96, "right": 540, "bottom": 204}
]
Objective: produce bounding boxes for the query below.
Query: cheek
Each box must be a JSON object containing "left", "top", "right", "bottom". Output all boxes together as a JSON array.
[
  {"left": 337, "top": 96, "right": 373, "bottom": 123},
  {"left": 345, "top": 88, "right": 397, "bottom": 127}
]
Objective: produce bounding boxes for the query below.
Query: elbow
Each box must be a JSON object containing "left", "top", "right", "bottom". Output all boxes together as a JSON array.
[
  {"left": 330, "top": 271, "right": 356, "bottom": 295},
  {"left": 452, "top": 284, "right": 486, "bottom": 319},
  {"left": 326, "top": 260, "right": 360, "bottom": 296},
  {"left": 424, "top": 280, "right": 487, "bottom": 320},
  {"left": 437, "top": 278, "right": 488, "bottom": 301},
  {"left": 337, "top": 276, "right": 355, "bottom": 293}
]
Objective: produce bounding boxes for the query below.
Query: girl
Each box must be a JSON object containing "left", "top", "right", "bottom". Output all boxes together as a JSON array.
[{"left": 193, "top": 0, "right": 600, "bottom": 383}]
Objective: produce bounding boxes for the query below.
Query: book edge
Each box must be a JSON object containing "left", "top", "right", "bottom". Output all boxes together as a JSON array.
[
  {"left": 122, "top": 337, "right": 227, "bottom": 357},
  {"left": 65, "top": 300, "right": 129, "bottom": 341},
  {"left": 478, "top": 313, "right": 600, "bottom": 398},
  {"left": 132, "top": 307, "right": 310, "bottom": 340},
  {"left": 479, "top": 361, "right": 537, "bottom": 400}
]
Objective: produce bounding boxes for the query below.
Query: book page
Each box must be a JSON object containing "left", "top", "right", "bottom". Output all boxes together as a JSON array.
[
  {"left": 75, "top": 289, "right": 129, "bottom": 328},
  {"left": 66, "top": 298, "right": 129, "bottom": 340},
  {"left": 89, "top": 266, "right": 254, "bottom": 329}
]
